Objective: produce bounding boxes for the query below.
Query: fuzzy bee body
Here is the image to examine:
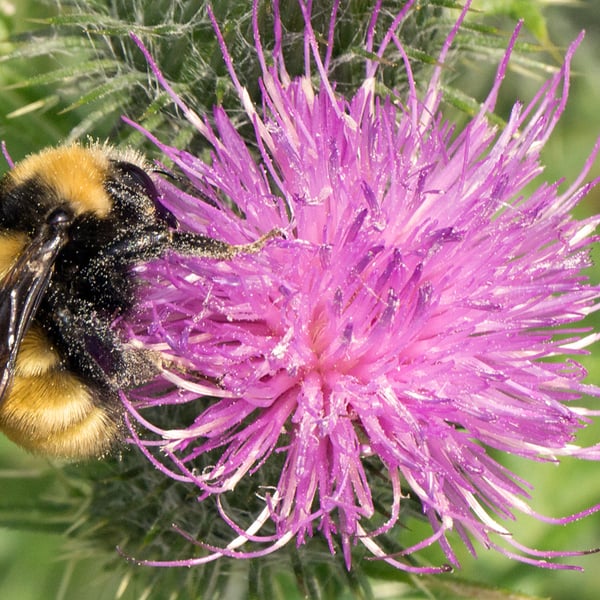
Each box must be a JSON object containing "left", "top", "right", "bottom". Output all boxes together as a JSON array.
[{"left": 0, "top": 144, "right": 266, "bottom": 460}]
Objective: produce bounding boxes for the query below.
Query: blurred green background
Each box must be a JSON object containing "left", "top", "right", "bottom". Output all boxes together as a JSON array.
[{"left": 1, "top": 1, "right": 600, "bottom": 598}]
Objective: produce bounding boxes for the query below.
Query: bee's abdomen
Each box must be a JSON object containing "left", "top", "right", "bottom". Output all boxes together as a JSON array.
[{"left": 0, "top": 325, "right": 119, "bottom": 459}]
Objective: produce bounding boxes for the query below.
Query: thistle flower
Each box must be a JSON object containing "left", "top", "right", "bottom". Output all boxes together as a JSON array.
[{"left": 121, "top": 0, "right": 600, "bottom": 572}]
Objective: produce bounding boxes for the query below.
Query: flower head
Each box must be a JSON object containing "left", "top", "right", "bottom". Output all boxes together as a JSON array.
[{"left": 122, "top": 0, "right": 600, "bottom": 572}]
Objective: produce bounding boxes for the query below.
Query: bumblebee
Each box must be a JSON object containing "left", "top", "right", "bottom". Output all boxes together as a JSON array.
[{"left": 0, "top": 143, "right": 270, "bottom": 460}]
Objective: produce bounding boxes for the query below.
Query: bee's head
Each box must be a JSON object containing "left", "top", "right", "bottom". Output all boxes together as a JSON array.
[
  {"left": 0, "top": 144, "right": 176, "bottom": 231},
  {"left": 108, "top": 159, "right": 178, "bottom": 228}
]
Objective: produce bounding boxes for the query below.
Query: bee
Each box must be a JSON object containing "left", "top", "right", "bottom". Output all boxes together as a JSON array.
[{"left": 0, "top": 143, "right": 272, "bottom": 460}]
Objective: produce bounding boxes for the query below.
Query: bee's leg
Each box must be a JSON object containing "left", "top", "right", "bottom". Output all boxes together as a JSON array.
[
  {"left": 103, "top": 227, "right": 281, "bottom": 262},
  {"left": 42, "top": 299, "right": 156, "bottom": 391},
  {"left": 169, "top": 228, "right": 282, "bottom": 258}
]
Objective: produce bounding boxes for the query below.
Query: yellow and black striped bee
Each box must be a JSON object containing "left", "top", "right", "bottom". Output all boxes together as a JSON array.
[{"left": 0, "top": 144, "right": 267, "bottom": 460}]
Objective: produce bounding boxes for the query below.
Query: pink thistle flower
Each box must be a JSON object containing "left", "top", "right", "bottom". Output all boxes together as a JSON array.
[{"left": 122, "top": 0, "right": 600, "bottom": 572}]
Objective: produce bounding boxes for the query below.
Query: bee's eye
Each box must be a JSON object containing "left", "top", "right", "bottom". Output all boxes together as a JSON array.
[
  {"left": 112, "top": 161, "right": 178, "bottom": 228},
  {"left": 113, "top": 161, "right": 158, "bottom": 199}
]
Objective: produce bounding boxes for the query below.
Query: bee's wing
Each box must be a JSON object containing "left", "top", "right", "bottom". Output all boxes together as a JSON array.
[{"left": 0, "top": 209, "right": 71, "bottom": 401}]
